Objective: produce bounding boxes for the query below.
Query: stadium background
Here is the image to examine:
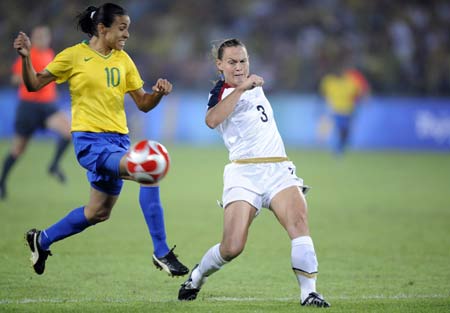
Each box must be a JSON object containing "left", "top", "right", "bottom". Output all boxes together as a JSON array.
[
  {"left": 0, "top": 1, "right": 449, "bottom": 312},
  {"left": 0, "top": 0, "right": 449, "bottom": 151}
]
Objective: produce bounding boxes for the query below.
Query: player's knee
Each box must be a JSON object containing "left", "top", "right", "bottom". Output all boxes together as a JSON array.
[
  {"left": 293, "top": 215, "right": 309, "bottom": 231},
  {"left": 90, "top": 211, "right": 111, "bottom": 224},
  {"left": 286, "top": 211, "right": 309, "bottom": 235},
  {"left": 221, "top": 241, "right": 245, "bottom": 261},
  {"left": 10, "top": 150, "right": 22, "bottom": 159},
  {"left": 296, "top": 210, "right": 308, "bottom": 225},
  {"left": 11, "top": 146, "right": 26, "bottom": 157},
  {"left": 85, "top": 206, "right": 112, "bottom": 224}
]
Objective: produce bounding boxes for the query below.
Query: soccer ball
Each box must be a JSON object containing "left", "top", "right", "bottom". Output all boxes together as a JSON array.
[{"left": 126, "top": 140, "right": 170, "bottom": 184}]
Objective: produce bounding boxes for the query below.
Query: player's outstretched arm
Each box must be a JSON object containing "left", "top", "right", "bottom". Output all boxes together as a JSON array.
[
  {"left": 129, "top": 78, "right": 172, "bottom": 113},
  {"left": 13, "top": 31, "right": 55, "bottom": 91}
]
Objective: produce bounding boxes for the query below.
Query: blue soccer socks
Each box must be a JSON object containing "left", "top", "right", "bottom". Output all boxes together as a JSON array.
[
  {"left": 39, "top": 206, "right": 90, "bottom": 251},
  {"left": 139, "top": 186, "right": 170, "bottom": 257}
]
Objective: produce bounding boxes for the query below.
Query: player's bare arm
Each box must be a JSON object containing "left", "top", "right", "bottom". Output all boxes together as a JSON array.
[
  {"left": 13, "top": 31, "right": 55, "bottom": 91},
  {"left": 129, "top": 78, "right": 172, "bottom": 113},
  {"left": 205, "top": 74, "right": 264, "bottom": 129}
]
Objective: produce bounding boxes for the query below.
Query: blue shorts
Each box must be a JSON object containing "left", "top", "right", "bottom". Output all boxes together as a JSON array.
[
  {"left": 332, "top": 113, "right": 351, "bottom": 131},
  {"left": 72, "top": 132, "right": 130, "bottom": 195}
]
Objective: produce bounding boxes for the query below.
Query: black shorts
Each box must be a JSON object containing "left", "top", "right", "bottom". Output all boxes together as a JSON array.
[{"left": 14, "top": 100, "right": 59, "bottom": 137}]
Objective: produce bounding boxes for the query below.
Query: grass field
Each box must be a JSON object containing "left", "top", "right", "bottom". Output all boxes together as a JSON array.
[{"left": 0, "top": 140, "right": 449, "bottom": 312}]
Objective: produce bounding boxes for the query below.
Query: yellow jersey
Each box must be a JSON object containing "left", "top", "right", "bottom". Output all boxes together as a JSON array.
[
  {"left": 46, "top": 41, "right": 144, "bottom": 134},
  {"left": 320, "top": 73, "right": 359, "bottom": 115}
]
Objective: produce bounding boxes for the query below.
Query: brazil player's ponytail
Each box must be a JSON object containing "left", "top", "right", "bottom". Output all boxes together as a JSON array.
[{"left": 76, "top": 3, "right": 127, "bottom": 38}]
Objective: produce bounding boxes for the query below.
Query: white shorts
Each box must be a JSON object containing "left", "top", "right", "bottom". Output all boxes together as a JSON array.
[{"left": 222, "top": 161, "right": 307, "bottom": 214}]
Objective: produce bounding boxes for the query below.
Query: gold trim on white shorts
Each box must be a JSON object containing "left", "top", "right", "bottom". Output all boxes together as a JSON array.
[{"left": 231, "top": 157, "right": 289, "bottom": 164}]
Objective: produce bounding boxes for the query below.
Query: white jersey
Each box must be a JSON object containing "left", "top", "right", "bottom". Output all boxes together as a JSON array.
[{"left": 207, "top": 80, "right": 286, "bottom": 161}]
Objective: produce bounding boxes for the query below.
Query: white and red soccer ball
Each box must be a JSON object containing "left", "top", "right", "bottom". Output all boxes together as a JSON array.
[{"left": 126, "top": 140, "right": 170, "bottom": 184}]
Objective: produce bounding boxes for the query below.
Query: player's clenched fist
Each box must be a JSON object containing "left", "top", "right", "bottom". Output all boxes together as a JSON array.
[
  {"left": 152, "top": 78, "right": 172, "bottom": 95},
  {"left": 13, "top": 32, "right": 31, "bottom": 57}
]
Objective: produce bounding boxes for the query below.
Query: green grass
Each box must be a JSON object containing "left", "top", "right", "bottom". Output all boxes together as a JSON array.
[{"left": 0, "top": 140, "right": 449, "bottom": 312}]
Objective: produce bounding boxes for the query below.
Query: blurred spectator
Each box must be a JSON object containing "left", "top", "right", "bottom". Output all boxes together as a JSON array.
[
  {"left": 0, "top": 0, "right": 448, "bottom": 95},
  {"left": 0, "top": 25, "right": 71, "bottom": 200},
  {"left": 319, "top": 56, "right": 370, "bottom": 156}
]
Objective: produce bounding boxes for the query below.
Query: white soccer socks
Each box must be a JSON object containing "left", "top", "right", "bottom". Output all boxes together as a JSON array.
[
  {"left": 191, "top": 243, "right": 228, "bottom": 288},
  {"left": 190, "top": 237, "right": 319, "bottom": 302},
  {"left": 291, "top": 236, "right": 318, "bottom": 302}
]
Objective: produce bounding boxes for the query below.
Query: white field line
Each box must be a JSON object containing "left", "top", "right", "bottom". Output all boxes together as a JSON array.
[{"left": 0, "top": 294, "right": 448, "bottom": 304}]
